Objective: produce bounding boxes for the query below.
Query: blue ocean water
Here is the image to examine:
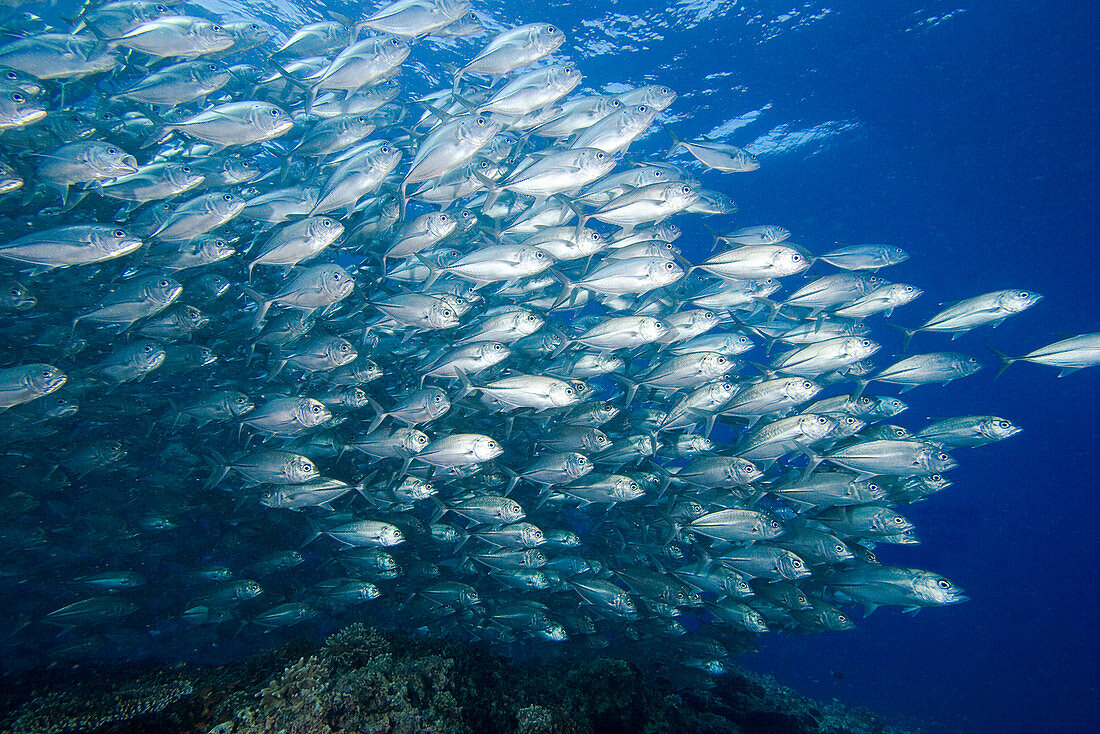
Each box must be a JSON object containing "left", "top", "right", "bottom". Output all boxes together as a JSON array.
[{"left": 2, "top": 1, "right": 1095, "bottom": 732}]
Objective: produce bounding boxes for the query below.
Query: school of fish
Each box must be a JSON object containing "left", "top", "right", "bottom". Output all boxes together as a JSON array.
[{"left": 1, "top": 0, "right": 1097, "bottom": 683}]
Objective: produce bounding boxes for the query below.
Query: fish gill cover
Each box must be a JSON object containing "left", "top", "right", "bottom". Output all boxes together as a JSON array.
[{"left": 0, "top": 0, "right": 1093, "bottom": 731}]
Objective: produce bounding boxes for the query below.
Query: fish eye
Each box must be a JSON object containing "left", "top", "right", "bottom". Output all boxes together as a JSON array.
[
  {"left": 418, "top": 435, "right": 428, "bottom": 444},
  {"left": 322, "top": 219, "right": 331, "bottom": 226},
  {"left": 5, "top": 71, "right": 15, "bottom": 80},
  {"left": 938, "top": 579, "right": 952, "bottom": 588},
  {"left": 681, "top": 185, "right": 691, "bottom": 194},
  {"left": 11, "top": 92, "right": 24, "bottom": 103},
  {"left": 998, "top": 421, "right": 1011, "bottom": 428},
  {"left": 938, "top": 453, "right": 950, "bottom": 461},
  {"left": 492, "top": 343, "right": 502, "bottom": 350},
  {"left": 311, "top": 404, "right": 321, "bottom": 413},
  {"left": 817, "top": 416, "right": 828, "bottom": 424},
  {"left": 357, "top": 116, "right": 366, "bottom": 123},
  {"left": 269, "top": 108, "right": 279, "bottom": 116},
  {"left": 9, "top": 288, "right": 19, "bottom": 296},
  {"left": 391, "top": 38, "right": 400, "bottom": 45},
  {"left": 212, "top": 25, "right": 222, "bottom": 32},
  {"left": 664, "top": 262, "right": 674, "bottom": 270},
  {"left": 113, "top": 229, "right": 125, "bottom": 237},
  {"left": 159, "top": 279, "right": 170, "bottom": 287},
  {"left": 638, "top": 105, "right": 649, "bottom": 112},
  {"left": 435, "top": 395, "right": 443, "bottom": 403},
  {"left": 182, "top": 166, "right": 191, "bottom": 173},
  {"left": 893, "top": 516, "right": 904, "bottom": 524},
  {"left": 792, "top": 559, "right": 803, "bottom": 567},
  {"left": 237, "top": 397, "right": 247, "bottom": 403},
  {"left": 333, "top": 272, "right": 341, "bottom": 279},
  {"left": 442, "top": 309, "right": 453, "bottom": 318},
  {"left": 143, "top": 345, "right": 153, "bottom": 352},
  {"left": 860, "top": 339, "right": 871, "bottom": 347},
  {"left": 209, "top": 64, "right": 218, "bottom": 70},
  {"left": 223, "top": 194, "right": 233, "bottom": 201},
  {"left": 106, "top": 147, "right": 117, "bottom": 154}
]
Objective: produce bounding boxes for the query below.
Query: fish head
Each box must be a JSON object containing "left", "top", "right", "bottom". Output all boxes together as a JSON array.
[
  {"left": 148, "top": 275, "right": 184, "bottom": 305},
  {"left": 237, "top": 580, "right": 263, "bottom": 600},
  {"left": 982, "top": 417, "right": 1022, "bottom": 441},
  {"left": 779, "top": 551, "right": 812, "bottom": 580},
  {"left": 379, "top": 35, "right": 412, "bottom": 65},
  {"left": 401, "top": 428, "right": 431, "bottom": 455},
  {"left": 227, "top": 392, "right": 255, "bottom": 417},
  {"left": 81, "top": 141, "right": 137, "bottom": 176},
  {"left": 317, "top": 265, "right": 355, "bottom": 299},
  {"left": 761, "top": 515, "right": 785, "bottom": 539},
  {"left": 328, "top": 338, "right": 358, "bottom": 366},
  {"left": 425, "top": 211, "right": 456, "bottom": 238},
  {"left": 166, "top": 163, "right": 206, "bottom": 192},
  {"left": 178, "top": 305, "right": 209, "bottom": 330},
  {"left": 131, "top": 341, "right": 167, "bottom": 371},
  {"left": 799, "top": 413, "right": 837, "bottom": 442},
  {"left": 287, "top": 455, "right": 316, "bottom": 482},
  {"left": 883, "top": 246, "right": 910, "bottom": 265},
  {"left": 90, "top": 225, "right": 143, "bottom": 258},
  {"left": 228, "top": 21, "right": 270, "bottom": 48},
  {"left": 297, "top": 398, "right": 331, "bottom": 427},
  {"left": 27, "top": 364, "right": 66, "bottom": 395},
  {"left": 845, "top": 337, "right": 880, "bottom": 361},
  {"left": 531, "top": 23, "right": 565, "bottom": 54},
  {"left": 381, "top": 525, "right": 405, "bottom": 546},
  {"left": 647, "top": 257, "right": 686, "bottom": 287},
  {"left": 919, "top": 445, "right": 957, "bottom": 473},
  {"left": 198, "top": 236, "right": 236, "bottom": 262},
  {"left": 872, "top": 397, "right": 907, "bottom": 417},
  {"left": 1, "top": 281, "right": 35, "bottom": 310},
  {"left": 1001, "top": 289, "right": 1043, "bottom": 312},
  {"left": 915, "top": 573, "right": 968, "bottom": 606},
  {"left": 194, "top": 20, "right": 235, "bottom": 53}
]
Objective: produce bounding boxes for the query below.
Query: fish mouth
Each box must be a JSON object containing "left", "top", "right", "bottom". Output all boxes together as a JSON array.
[
  {"left": 43, "top": 374, "right": 67, "bottom": 393},
  {"left": 17, "top": 108, "right": 46, "bottom": 126},
  {"left": 270, "top": 120, "right": 294, "bottom": 136}
]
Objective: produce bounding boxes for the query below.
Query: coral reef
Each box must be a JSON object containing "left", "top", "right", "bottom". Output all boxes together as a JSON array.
[{"left": 0, "top": 625, "right": 909, "bottom": 734}]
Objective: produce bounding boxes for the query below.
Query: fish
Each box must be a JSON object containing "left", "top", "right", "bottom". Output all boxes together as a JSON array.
[{"left": 990, "top": 332, "right": 1100, "bottom": 377}]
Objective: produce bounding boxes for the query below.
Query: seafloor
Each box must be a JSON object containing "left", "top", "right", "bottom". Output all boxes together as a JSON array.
[{"left": 0, "top": 624, "right": 912, "bottom": 734}]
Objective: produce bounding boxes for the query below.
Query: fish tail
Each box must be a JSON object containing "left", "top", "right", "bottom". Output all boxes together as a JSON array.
[
  {"left": 662, "top": 124, "right": 684, "bottom": 157},
  {"left": 548, "top": 268, "right": 576, "bottom": 310},
  {"left": 851, "top": 378, "right": 871, "bottom": 401},
  {"left": 366, "top": 397, "right": 388, "bottom": 434},
  {"left": 988, "top": 346, "right": 1016, "bottom": 379}
]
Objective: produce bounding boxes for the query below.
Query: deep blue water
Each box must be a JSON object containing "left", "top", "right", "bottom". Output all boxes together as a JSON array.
[
  {"left": 524, "top": 1, "right": 1099, "bottom": 732},
  {"left": 6, "top": 1, "right": 1097, "bottom": 732}
]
